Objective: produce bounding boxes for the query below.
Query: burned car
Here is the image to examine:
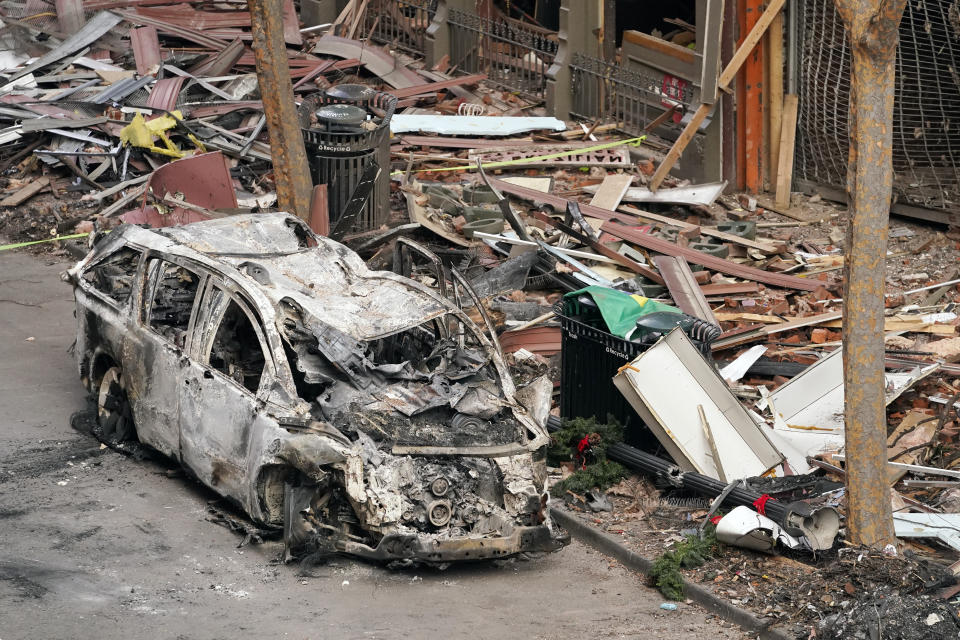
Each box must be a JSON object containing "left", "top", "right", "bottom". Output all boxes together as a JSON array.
[{"left": 65, "top": 213, "right": 567, "bottom": 563}]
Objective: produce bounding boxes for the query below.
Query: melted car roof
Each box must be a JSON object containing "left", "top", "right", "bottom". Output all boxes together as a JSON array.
[
  {"left": 158, "top": 214, "right": 315, "bottom": 255},
  {"left": 151, "top": 214, "right": 450, "bottom": 341}
]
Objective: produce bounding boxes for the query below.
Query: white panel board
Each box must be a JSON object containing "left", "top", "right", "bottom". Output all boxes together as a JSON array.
[{"left": 613, "top": 329, "right": 783, "bottom": 480}]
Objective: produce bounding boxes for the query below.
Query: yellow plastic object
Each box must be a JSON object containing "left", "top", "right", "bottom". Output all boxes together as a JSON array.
[{"left": 119, "top": 111, "right": 201, "bottom": 158}]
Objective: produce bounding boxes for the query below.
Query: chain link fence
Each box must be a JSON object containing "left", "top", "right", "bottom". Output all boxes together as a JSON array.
[{"left": 796, "top": 0, "right": 960, "bottom": 214}]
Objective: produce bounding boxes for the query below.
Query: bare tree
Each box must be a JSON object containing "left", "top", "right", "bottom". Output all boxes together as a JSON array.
[{"left": 833, "top": 0, "right": 906, "bottom": 547}]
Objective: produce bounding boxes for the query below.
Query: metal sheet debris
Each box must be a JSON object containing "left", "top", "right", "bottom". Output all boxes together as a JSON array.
[
  {"left": 584, "top": 181, "right": 728, "bottom": 207},
  {"left": 390, "top": 115, "right": 567, "bottom": 136}
]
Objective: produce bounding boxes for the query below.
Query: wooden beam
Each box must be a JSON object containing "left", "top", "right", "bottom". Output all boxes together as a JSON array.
[
  {"left": 649, "top": 0, "right": 787, "bottom": 191},
  {"left": 622, "top": 30, "right": 697, "bottom": 64},
  {"left": 0, "top": 176, "right": 50, "bottom": 207},
  {"left": 743, "top": 0, "right": 764, "bottom": 193},
  {"left": 647, "top": 104, "right": 711, "bottom": 191},
  {"left": 774, "top": 94, "right": 799, "bottom": 209},
  {"left": 766, "top": 11, "right": 784, "bottom": 191},
  {"left": 717, "top": 0, "right": 787, "bottom": 90},
  {"left": 489, "top": 177, "right": 821, "bottom": 291}
]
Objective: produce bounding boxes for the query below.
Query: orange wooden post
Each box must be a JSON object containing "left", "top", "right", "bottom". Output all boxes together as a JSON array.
[{"left": 743, "top": 0, "right": 764, "bottom": 193}]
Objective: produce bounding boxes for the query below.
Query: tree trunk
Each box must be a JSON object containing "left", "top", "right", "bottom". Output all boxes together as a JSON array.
[
  {"left": 249, "top": 0, "right": 313, "bottom": 221},
  {"left": 833, "top": 0, "right": 906, "bottom": 548}
]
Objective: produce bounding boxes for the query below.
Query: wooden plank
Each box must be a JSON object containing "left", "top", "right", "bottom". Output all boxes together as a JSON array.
[
  {"left": 0, "top": 176, "right": 50, "bottom": 207},
  {"left": 654, "top": 255, "right": 717, "bottom": 323},
  {"left": 701, "top": 227, "right": 783, "bottom": 254},
  {"left": 743, "top": 0, "right": 764, "bottom": 193},
  {"left": 753, "top": 194, "right": 828, "bottom": 222},
  {"left": 588, "top": 174, "right": 634, "bottom": 211},
  {"left": 650, "top": 0, "right": 786, "bottom": 192},
  {"left": 390, "top": 73, "right": 488, "bottom": 98},
  {"left": 766, "top": 11, "right": 784, "bottom": 191},
  {"left": 699, "top": 282, "right": 760, "bottom": 296},
  {"left": 618, "top": 204, "right": 783, "bottom": 254},
  {"left": 819, "top": 318, "right": 955, "bottom": 335},
  {"left": 717, "top": 0, "right": 787, "bottom": 90},
  {"left": 774, "top": 94, "right": 799, "bottom": 209},
  {"left": 644, "top": 105, "right": 681, "bottom": 132},
  {"left": 618, "top": 205, "right": 698, "bottom": 231},
  {"left": 764, "top": 310, "right": 842, "bottom": 335},
  {"left": 715, "top": 312, "right": 784, "bottom": 323},
  {"left": 648, "top": 103, "right": 711, "bottom": 191},
  {"left": 490, "top": 177, "right": 821, "bottom": 291}
]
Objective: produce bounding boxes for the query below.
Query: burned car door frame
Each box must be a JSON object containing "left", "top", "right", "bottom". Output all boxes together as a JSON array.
[
  {"left": 392, "top": 237, "right": 506, "bottom": 377},
  {"left": 178, "top": 275, "right": 279, "bottom": 500},
  {"left": 72, "top": 237, "right": 146, "bottom": 391},
  {"left": 124, "top": 255, "right": 207, "bottom": 458},
  {"left": 392, "top": 236, "right": 448, "bottom": 299}
]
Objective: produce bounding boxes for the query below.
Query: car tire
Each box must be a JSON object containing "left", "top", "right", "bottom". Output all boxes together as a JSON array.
[{"left": 97, "top": 366, "right": 136, "bottom": 443}]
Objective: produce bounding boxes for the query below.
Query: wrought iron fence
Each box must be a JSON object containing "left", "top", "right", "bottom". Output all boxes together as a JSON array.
[
  {"left": 363, "top": 0, "right": 438, "bottom": 57},
  {"left": 796, "top": 0, "right": 960, "bottom": 214},
  {"left": 569, "top": 53, "right": 694, "bottom": 137},
  {"left": 447, "top": 8, "right": 558, "bottom": 100}
]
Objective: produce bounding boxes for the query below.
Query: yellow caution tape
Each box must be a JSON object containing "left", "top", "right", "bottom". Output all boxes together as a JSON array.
[
  {"left": 0, "top": 233, "right": 90, "bottom": 252},
  {"left": 391, "top": 135, "right": 647, "bottom": 176}
]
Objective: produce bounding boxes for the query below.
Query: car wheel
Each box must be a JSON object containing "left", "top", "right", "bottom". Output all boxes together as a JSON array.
[{"left": 97, "top": 366, "right": 136, "bottom": 443}]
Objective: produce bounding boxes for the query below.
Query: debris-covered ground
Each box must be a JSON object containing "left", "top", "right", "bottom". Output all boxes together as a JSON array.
[{"left": 1, "top": 2, "right": 960, "bottom": 639}]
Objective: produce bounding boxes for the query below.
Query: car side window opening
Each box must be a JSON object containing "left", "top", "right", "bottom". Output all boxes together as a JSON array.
[
  {"left": 148, "top": 260, "right": 201, "bottom": 349},
  {"left": 82, "top": 247, "right": 142, "bottom": 305},
  {"left": 208, "top": 297, "right": 266, "bottom": 394}
]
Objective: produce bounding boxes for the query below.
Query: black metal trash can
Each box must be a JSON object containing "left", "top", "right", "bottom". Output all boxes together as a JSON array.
[
  {"left": 555, "top": 296, "right": 721, "bottom": 452},
  {"left": 298, "top": 85, "right": 396, "bottom": 233},
  {"left": 554, "top": 300, "right": 659, "bottom": 451}
]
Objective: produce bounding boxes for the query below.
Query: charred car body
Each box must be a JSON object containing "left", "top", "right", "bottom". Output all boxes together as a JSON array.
[{"left": 66, "top": 213, "right": 567, "bottom": 563}]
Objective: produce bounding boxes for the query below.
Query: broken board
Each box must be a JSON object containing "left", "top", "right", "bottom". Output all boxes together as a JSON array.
[
  {"left": 0, "top": 176, "right": 49, "bottom": 206},
  {"left": 613, "top": 328, "right": 784, "bottom": 480},
  {"left": 588, "top": 174, "right": 634, "bottom": 211}
]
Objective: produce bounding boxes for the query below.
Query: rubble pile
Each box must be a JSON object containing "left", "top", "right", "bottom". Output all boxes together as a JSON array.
[{"left": 2, "top": 2, "right": 960, "bottom": 639}]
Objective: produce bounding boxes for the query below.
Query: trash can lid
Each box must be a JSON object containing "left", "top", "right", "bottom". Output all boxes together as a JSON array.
[{"left": 314, "top": 103, "right": 368, "bottom": 127}]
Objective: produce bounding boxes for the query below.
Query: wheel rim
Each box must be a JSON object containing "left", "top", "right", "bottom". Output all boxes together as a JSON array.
[
  {"left": 97, "top": 367, "right": 121, "bottom": 420},
  {"left": 97, "top": 367, "right": 133, "bottom": 442}
]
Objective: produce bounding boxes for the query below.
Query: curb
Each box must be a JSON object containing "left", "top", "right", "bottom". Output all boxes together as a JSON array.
[{"left": 551, "top": 507, "right": 794, "bottom": 640}]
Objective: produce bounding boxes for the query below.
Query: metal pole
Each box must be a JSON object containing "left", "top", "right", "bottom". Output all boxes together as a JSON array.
[
  {"left": 832, "top": 0, "right": 906, "bottom": 549},
  {"left": 249, "top": 0, "right": 314, "bottom": 221}
]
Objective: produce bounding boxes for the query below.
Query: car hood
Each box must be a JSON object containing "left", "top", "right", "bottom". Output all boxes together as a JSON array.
[{"left": 222, "top": 243, "right": 450, "bottom": 342}]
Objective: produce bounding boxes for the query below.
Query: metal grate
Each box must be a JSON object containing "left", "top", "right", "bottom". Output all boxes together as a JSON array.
[
  {"left": 569, "top": 52, "right": 693, "bottom": 138},
  {"left": 447, "top": 8, "right": 557, "bottom": 100},
  {"left": 362, "top": 0, "right": 438, "bottom": 58},
  {"left": 796, "top": 0, "right": 960, "bottom": 212}
]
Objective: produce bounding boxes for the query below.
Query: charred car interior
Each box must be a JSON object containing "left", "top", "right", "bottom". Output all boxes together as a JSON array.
[{"left": 66, "top": 213, "right": 568, "bottom": 564}]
